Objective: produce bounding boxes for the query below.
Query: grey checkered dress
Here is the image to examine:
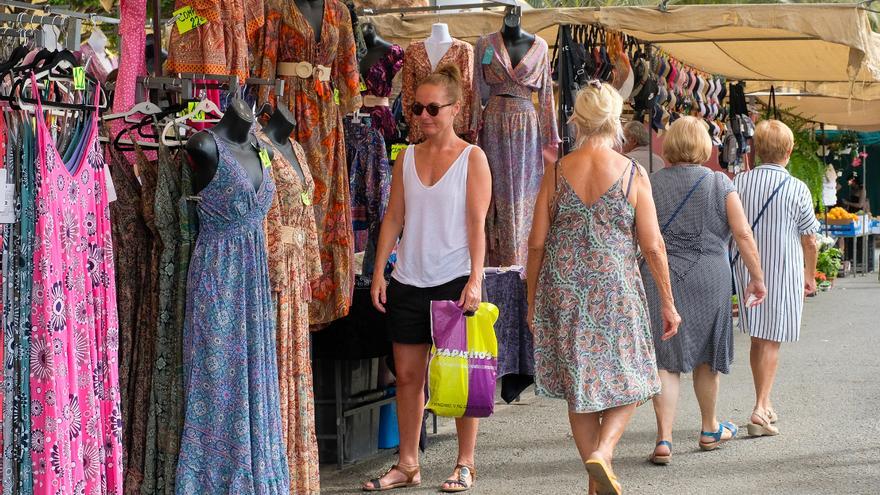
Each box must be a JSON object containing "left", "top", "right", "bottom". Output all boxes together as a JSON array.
[{"left": 641, "top": 165, "right": 737, "bottom": 373}]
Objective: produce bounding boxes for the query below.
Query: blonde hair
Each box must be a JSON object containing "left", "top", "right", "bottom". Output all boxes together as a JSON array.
[
  {"left": 754, "top": 119, "right": 794, "bottom": 164},
  {"left": 569, "top": 82, "right": 623, "bottom": 147},
  {"left": 418, "top": 64, "right": 463, "bottom": 103},
  {"left": 663, "top": 116, "right": 713, "bottom": 165}
]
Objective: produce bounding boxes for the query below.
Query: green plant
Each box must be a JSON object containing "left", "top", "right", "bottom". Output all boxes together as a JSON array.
[{"left": 816, "top": 247, "right": 843, "bottom": 279}]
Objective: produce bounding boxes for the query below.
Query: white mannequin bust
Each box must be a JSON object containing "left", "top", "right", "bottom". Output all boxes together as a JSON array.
[{"left": 424, "top": 23, "right": 453, "bottom": 70}]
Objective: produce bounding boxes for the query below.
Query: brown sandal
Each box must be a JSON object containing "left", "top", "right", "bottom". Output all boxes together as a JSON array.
[
  {"left": 440, "top": 464, "right": 476, "bottom": 493},
  {"left": 362, "top": 464, "right": 421, "bottom": 492}
]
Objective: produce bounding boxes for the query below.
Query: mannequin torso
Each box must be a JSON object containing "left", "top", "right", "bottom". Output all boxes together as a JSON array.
[
  {"left": 360, "top": 23, "right": 392, "bottom": 79},
  {"left": 187, "top": 99, "right": 271, "bottom": 194},
  {"left": 295, "top": 0, "right": 325, "bottom": 42},
  {"left": 500, "top": 13, "right": 535, "bottom": 70},
  {"left": 424, "top": 23, "right": 453, "bottom": 70},
  {"left": 261, "top": 105, "right": 305, "bottom": 182}
]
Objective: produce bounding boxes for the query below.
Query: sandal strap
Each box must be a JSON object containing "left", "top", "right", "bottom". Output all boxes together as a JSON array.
[
  {"left": 655, "top": 440, "right": 672, "bottom": 449},
  {"left": 700, "top": 421, "right": 738, "bottom": 442},
  {"left": 370, "top": 463, "right": 420, "bottom": 489}
]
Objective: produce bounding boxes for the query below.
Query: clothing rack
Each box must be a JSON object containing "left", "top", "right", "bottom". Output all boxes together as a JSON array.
[
  {"left": 137, "top": 75, "right": 196, "bottom": 101},
  {"left": 0, "top": 11, "right": 79, "bottom": 50},
  {"left": 0, "top": 0, "right": 119, "bottom": 25},
  {"left": 358, "top": 0, "right": 516, "bottom": 17}
]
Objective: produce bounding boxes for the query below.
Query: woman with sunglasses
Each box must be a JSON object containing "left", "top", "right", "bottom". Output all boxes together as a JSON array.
[{"left": 363, "top": 64, "right": 492, "bottom": 493}]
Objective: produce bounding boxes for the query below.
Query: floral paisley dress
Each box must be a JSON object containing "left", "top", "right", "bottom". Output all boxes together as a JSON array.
[
  {"left": 532, "top": 164, "right": 660, "bottom": 413},
  {"left": 175, "top": 130, "right": 289, "bottom": 494},
  {"left": 29, "top": 76, "right": 123, "bottom": 494}
]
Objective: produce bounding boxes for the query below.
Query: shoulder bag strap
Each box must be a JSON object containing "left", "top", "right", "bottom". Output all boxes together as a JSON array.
[
  {"left": 731, "top": 175, "right": 790, "bottom": 265},
  {"left": 660, "top": 170, "right": 711, "bottom": 234}
]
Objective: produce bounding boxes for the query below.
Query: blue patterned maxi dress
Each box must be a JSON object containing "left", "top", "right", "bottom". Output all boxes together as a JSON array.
[{"left": 175, "top": 130, "right": 290, "bottom": 494}]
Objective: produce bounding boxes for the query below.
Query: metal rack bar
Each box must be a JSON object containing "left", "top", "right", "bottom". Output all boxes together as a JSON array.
[
  {"left": 0, "top": 11, "right": 79, "bottom": 49},
  {"left": 359, "top": 0, "right": 516, "bottom": 17},
  {"left": 0, "top": 0, "right": 119, "bottom": 25}
]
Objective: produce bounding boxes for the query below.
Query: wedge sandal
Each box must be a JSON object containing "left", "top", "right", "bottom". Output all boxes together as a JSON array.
[{"left": 648, "top": 440, "right": 672, "bottom": 465}]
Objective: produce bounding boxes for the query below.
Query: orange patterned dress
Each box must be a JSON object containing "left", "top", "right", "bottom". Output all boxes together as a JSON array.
[
  {"left": 256, "top": 0, "right": 362, "bottom": 324},
  {"left": 165, "top": 0, "right": 263, "bottom": 80},
  {"left": 261, "top": 133, "right": 322, "bottom": 494}
]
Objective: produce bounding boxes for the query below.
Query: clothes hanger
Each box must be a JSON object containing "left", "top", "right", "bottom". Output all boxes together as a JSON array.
[{"left": 160, "top": 97, "right": 224, "bottom": 146}]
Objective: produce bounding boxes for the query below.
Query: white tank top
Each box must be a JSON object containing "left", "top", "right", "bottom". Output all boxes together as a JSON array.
[{"left": 392, "top": 144, "right": 473, "bottom": 288}]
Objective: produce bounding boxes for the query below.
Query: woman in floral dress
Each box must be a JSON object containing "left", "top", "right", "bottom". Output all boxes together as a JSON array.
[{"left": 527, "top": 82, "right": 680, "bottom": 495}]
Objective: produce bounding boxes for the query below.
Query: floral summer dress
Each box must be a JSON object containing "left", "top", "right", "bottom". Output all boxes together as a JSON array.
[
  {"left": 532, "top": 163, "right": 660, "bottom": 413},
  {"left": 30, "top": 76, "right": 123, "bottom": 494},
  {"left": 176, "top": 130, "right": 289, "bottom": 494},
  {"left": 260, "top": 133, "right": 322, "bottom": 495}
]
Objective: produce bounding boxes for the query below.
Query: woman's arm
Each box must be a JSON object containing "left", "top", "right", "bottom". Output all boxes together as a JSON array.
[
  {"left": 370, "top": 151, "right": 408, "bottom": 313},
  {"left": 633, "top": 167, "right": 681, "bottom": 340},
  {"left": 457, "top": 147, "right": 492, "bottom": 312},
  {"left": 726, "top": 192, "right": 767, "bottom": 306},
  {"left": 525, "top": 164, "right": 554, "bottom": 331}
]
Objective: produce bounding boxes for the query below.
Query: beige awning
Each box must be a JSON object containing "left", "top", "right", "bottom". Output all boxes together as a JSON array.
[{"left": 367, "top": 4, "right": 880, "bottom": 129}]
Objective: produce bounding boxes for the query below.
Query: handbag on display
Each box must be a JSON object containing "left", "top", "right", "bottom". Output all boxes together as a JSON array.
[{"left": 426, "top": 301, "right": 499, "bottom": 418}]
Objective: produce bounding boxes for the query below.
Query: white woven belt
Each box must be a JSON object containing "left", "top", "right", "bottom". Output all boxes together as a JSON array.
[
  {"left": 362, "top": 95, "right": 390, "bottom": 107},
  {"left": 278, "top": 61, "right": 331, "bottom": 82}
]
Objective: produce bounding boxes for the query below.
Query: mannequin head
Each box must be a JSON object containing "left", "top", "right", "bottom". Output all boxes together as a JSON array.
[
  {"left": 414, "top": 64, "right": 462, "bottom": 139},
  {"left": 362, "top": 22, "right": 378, "bottom": 46},
  {"left": 503, "top": 6, "right": 521, "bottom": 30}
]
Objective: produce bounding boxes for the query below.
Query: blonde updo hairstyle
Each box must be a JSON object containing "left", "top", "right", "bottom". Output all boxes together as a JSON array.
[
  {"left": 569, "top": 82, "right": 624, "bottom": 147},
  {"left": 417, "top": 63, "right": 463, "bottom": 104},
  {"left": 663, "top": 116, "right": 713, "bottom": 165}
]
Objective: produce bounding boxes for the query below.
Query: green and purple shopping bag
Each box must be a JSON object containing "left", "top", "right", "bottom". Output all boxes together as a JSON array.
[{"left": 426, "top": 301, "right": 499, "bottom": 418}]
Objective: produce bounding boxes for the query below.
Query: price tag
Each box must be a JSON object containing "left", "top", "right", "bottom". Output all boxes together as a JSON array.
[
  {"left": 258, "top": 147, "right": 271, "bottom": 168},
  {"left": 481, "top": 46, "right": 494, "bottom": 65},
  {"left": 73, "top": 66, "right": 86, "bottom": 90},
  {"left": 0, "top": 169, "right": 15, "bottom": 223},
  {"left": 390, "top": 143, "right": 407, "bottom": 161},
  {"left": 185, "top": 101, "right": 206, "bottom": 122},
  {"left": 301, "top": 191, "right": 312, "bottom": 206},
  {"left": 358, "top": 81, "right": 367, "bottom": 92},
  {"left": 333, "top": 88, "right": 340, "bottom": 105},
  {"left": 173, "top": 6, "right": 209, "bottom": 35},
  {"left": 103, "top": 163, "right": 117, "bottom": 203}
]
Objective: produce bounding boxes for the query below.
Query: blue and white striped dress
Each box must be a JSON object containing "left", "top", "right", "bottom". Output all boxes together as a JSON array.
[{"left": 732, "top": 164, "right": 820, "bottom": 342}]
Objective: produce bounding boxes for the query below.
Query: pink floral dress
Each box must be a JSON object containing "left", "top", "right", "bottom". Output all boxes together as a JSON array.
[{"left": 29, "top": 75, "right": 123, "bottom": 494}]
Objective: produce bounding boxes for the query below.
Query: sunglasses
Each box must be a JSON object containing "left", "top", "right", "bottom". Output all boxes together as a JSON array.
[{"left": 411, "top": 102, "right": 453, "bottom": 117}]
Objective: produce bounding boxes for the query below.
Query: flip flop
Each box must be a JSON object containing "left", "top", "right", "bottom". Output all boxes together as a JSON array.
[
  {"left": 440, "top": 464, "right": 476, "bottom": 493},
  {"left": 700, "top": 421, "right": 738, "bottom": 451},
  {"left": 648, "top": 440, "right": 672, "bottom": 465},
  {"left": 585, "top": 457, "right": 622, "bottom": 495}
]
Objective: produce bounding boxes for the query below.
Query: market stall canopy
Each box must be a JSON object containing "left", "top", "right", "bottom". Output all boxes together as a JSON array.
[{"left": 368, "top": 4, "right": 880, "bottom": 128}]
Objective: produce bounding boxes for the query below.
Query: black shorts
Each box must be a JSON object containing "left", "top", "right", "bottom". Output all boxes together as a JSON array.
[{"left": 386, "top": 276, "right": 469, "bottom": 345}]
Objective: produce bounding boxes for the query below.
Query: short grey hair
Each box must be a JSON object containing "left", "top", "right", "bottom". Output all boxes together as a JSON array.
[{"left": 623, "top": 121, "right": 650, "bottom": 147}]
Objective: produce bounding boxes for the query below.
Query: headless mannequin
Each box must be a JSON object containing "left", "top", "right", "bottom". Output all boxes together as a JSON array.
[
  {"left": 295, "top": 0, "right": 325, "bottom": 42},
  {"left": 187, "top": 98, "right": 271, "bottom": 194},
  {"left": 424, "top": 23, "right": 453, "bottom": 70},
  {"left": 359, "top": 22, "right": 392, "bottom": 78},
  {"left": 260, "top": 105, "right": 305, "bottom": 182},
  {"left": 500, "top": 8, "right": 535, "bottom": 70}
]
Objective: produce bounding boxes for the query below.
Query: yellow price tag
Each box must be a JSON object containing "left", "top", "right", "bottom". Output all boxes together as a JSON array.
[
  {"left": 301, "top": 191, "right": 312, "bottom": 206},
  {"left": 258, "top": 147, "right": 271, "bottom": 168},
  {"left": 186, "top": 102, "right": 206, "bottom": 122},
  {"left": 173, "top": 6, "right": 209, "bottom": 35},
  {"left": 390, "top": 143, "right": 407, "bottom": 161},
  {"left": 358, "top": 81, "right": 367, "bottom": 92},
  {"left": 73, "top": 66, "right": 86, "bottom": 90},
  {"left": 333, "top": 88, "right": 341, "bottom": 105}
]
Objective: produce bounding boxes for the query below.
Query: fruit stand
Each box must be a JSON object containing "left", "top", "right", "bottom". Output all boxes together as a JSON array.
[{"left": 819, "top": 207, "right": 873, "bottom": 276}]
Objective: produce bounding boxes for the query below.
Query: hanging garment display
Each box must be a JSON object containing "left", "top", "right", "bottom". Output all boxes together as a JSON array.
[
  {"left": 165, "top": 0, "right": 255, "bottom": 80},
  {"left": 124, "top": 143, "right": 161, "bottom": 495},
  {"left": 473, "top": 32, "right": 558, "bottom": 267},
  {"left": 359, "top": 40, "right": 404, "bottom": 141},
  {"left": 401, "top": 38, "right": 476, "bottom": 143},
  {"left": 29, "top": 76, "right": 124, "bottom": 494},
  {"left": 176, "top": 129, "right": 289, "bottom": 494},
  {"left": 255, "top": 0, "right": 362, "bottom": 325},
  {"left": 259, "top": 130, "right": 322, "bottom": 495},
  {"left": 141, "top": 141, "right": 187, "bottom": 495}
]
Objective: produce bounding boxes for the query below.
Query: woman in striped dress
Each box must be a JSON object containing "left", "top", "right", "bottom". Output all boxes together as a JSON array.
[{"left": 732, "top": 120, "right": 820, "bottom": 436}]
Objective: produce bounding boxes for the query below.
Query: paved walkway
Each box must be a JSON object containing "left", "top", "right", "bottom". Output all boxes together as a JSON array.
[{"left": 321, "top": 275, "right": 880, "bottom": 494}]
